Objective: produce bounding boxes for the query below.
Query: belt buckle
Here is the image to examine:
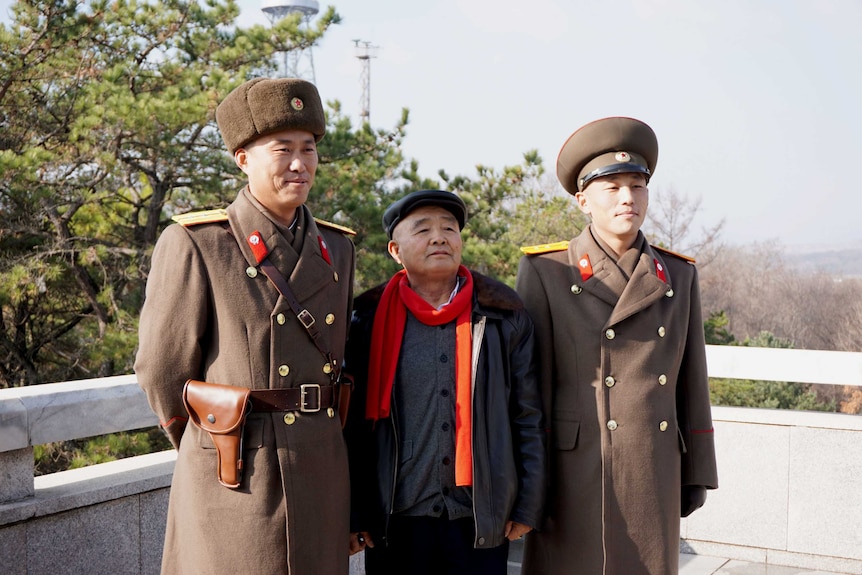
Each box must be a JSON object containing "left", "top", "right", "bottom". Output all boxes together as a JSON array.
[
  {"left": 297, "top": 309, "right": 315, "bottom": 329},
  {"left": 300, "top": 384, "right": 321, "bottom": 412}
]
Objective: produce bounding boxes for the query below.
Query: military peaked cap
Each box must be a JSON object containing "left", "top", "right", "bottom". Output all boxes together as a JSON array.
[
  {"left": 216, "top": 78, "right": 326, "bottom": 153},
  {"left": 557, "top": 117, "right": 658, "bottom": 195}
]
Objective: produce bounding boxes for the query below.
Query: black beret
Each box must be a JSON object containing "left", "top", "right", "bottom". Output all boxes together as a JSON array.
[
  {"left": 557, "top": 117, "right": 658, "bottom": 195},
  {"left": 383, "top": 190, "right": 468, "bottom": 239},
  {"left": 215, "top": 77, "right": 326, "bottom": 153}
]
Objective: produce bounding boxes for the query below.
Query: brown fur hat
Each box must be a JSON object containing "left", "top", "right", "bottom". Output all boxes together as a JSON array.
[{"left": 215, "top": 78, "right": 326, "bottom": 153}]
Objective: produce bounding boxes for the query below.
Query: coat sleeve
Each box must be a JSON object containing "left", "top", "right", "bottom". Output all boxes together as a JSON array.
[
  {"left": 515, "top": 255, "right": 555, "bottom": 456},
  {"left": 506, "top": 306, "right": 548, "bottom": 530},
  {"left": 135, "top": 224, "right": 210, "bottom": 448},
  {"left": 676, "top": 265, "right": 719, "bottom": 489},
  {"left": 342, "top": 304, "right": 377, "bottom": 534}
]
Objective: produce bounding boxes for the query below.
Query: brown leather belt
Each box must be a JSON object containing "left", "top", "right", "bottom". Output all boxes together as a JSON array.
[{"left": 249, "top": 385, "right": 336, "bottom": 413}]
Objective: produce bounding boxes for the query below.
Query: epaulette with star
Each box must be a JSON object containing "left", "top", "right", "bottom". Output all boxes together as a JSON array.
[
  {"left": 653, "top": 245, "right": 696, "bottom": 264},
  {"left": 171, "top": 208, "right": 228, "bottom": 227},
  {"left": 520, "top": 240, "right": 570, "bottom": 255},
  {"left": 314, "top": 218, "right": 357, "bottom": 236}
]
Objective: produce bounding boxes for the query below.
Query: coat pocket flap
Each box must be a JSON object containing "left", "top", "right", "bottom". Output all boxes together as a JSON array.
[
  {"left": 183, "top": 379, "right": 251, "bottom": 434},
  {"left": 552, "top": 410, "right": 580, "bottom": 451}
]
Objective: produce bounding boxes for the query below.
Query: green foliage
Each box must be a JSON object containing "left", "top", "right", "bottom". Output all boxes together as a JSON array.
[
  {"left": 0, "top": 0, "right": 339, "bottom": 386},
  {"left": 708, "top": 329, "right": 836, "bottom": 412},
  {"left": 439, "top": 151, "right": 556, "bottom": 286},
  {"left": 33, "top": 427, "right": 173, "bottom": 475},
  {"left": 704, "top": 310, "right": 736, "bottom": 345}
]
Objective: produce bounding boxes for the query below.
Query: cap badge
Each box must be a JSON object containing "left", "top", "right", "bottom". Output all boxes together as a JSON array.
[
  {"left": 615, "top": 151, "right": 631, "bottom": 162},
  {"left": 290, "top": 97, "right": 304, "bottom": 111}
]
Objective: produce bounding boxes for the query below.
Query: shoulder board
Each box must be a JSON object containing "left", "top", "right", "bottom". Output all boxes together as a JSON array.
[
  {"left": 314, "top": 218, "right": 356, "bottom": 236},
  {"left": 520, "top": 240, "right": 570, "bottom": 255},
  {"left": 171, "top": 208, "right": 228, "bottom": 227},
  {"left": 653, "top": 245, "right": 696, "bottom": 264}
]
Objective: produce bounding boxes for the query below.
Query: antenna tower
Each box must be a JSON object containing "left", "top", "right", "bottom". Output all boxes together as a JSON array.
[
  {"left": 262, "top": 0, "right": 319, "bottom": 82},
  {"left": 353, "top": 40, "right": 379, "bottom": 123}
]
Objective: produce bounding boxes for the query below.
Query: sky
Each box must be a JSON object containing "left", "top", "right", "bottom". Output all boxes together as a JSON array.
[{"left": 3, "top": 0, "right": 862, "bottom": 248}]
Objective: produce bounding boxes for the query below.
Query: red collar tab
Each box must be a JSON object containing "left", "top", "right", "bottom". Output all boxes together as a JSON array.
[
  {"left": 578, "top": 254, "right": 593, "bottom": 281},
  {"left": 247, "top": 231, "right": 269, "bottom": 264},
  {"left": 654, "top": 258, "right": 667, "bottom": 282},
  {"left": 318, "top": 235, "right": 331, "bottom": 265}
]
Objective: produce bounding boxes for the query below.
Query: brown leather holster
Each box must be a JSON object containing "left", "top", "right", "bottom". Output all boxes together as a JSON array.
[{"left": 182, "top": 379, "right": 251, "bottom": 489}]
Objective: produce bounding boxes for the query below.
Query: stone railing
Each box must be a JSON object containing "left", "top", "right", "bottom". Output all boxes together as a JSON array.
[{"left": 1, "top": 347, "right": 862, "bottom": 574}]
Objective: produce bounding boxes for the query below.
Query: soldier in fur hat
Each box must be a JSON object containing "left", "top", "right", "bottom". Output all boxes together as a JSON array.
[
  {"left": 136, "top": 78, "right": 356, "bottom": 574},
  {"left": 515, "top": 117, "right": 718, "bottom": 575}
]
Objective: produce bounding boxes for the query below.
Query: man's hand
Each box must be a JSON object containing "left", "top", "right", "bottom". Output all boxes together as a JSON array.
[
  {"left": 504, "top": 521, "right": 532, "bottom": 541},
  {"left": 349, "top": 531, "right": 375, "bottom": 555}
]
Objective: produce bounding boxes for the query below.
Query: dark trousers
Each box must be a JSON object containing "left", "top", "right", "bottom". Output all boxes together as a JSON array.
[{"left": 365, "top": 514, "right": 509, "bottom": 575}]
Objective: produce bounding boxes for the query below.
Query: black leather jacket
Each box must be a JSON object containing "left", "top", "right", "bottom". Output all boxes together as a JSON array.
[{"left": 344, "top": 271, "right": 546, "bottom": 549}]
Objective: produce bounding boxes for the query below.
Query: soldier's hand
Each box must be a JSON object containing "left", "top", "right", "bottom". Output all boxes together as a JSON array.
[{"left": 681, "top": 485, "right": 708, "bottom": 517}]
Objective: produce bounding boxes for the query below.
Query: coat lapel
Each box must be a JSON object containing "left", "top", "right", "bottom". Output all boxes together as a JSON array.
[
  {"left": 226, "top": 191, "right": 333, "bottom": 303},
  {"left": 287, "top": 214, "right": 336, "bottom": 302},
  {"left": 608, "top": 244, "right": 671, "bottom": 325},
  {"left": 570, "top": 230, "right": 627, "bottom": 308}
]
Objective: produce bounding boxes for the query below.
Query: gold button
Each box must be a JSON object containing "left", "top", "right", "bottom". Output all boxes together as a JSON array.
[
  {"left": 323, "top": 363, "right": 332, "bottom": 374},
  {"left": 658, "top": 374, "right": 667, "bottom": 385},
  {"left": 605, "top": 329, "right": 616, "bottom": 340},
  {"left": 283, "top": 413, "right": 296, "bottom": 425},
  {"left": 659, "top": 420, "right": 668, "bottom": 432},
  {"left": 571, "top": 284, "right": 582, "bottom": 294},
  {"left": 658, "top": 326, "right": 666, "bottom": 337},
  {"left": 607, "top": 420, "right": 618, "bottom": 431},
  {"left": 325, "top": 313, "right": 335, "bottom": 325},
  {"left": 246, "top": 266, "right": 258, "bottom": 278},
  {"left": 333, "top": 272, "right": 339, "bottom": 282},
  {"left": 278, "top": 365, "right": 290, "bottom": 377},
  {"left": 327, "top": 407, "right": 335, "bottom": 418},
  {"left": 276, "top": 313, "right": 286, "bottom": 325},
  {"left": 604, "top": 376, "right": 615, "bottom": 388},
  {"left": 665, "top": 288, "right": 674, "bottom": 298}
]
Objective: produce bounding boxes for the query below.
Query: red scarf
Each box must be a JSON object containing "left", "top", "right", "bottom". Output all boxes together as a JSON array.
[{"left": 366, "top": 266, "right": 474, "bottom": 486}]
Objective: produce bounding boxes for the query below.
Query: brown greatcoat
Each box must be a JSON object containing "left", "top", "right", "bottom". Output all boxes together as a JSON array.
[
  {"left": 515, "top": 227, "right": 718, "bottom": 575},
  {"left": 135, "top": 188, "right": 355, "bottom": 575}
]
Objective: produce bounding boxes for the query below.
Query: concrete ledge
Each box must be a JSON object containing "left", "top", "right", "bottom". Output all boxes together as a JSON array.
[
  {"left": 0, "top": 450, "right": 175, "bottom": 527},
  {"left": 683, "top": 541, "right": 862, "bottom": 575},
  {"left": 0, "top": 375, "right": 158, "bottom": 452},
  {"left": 712, "top": 405, "right": 862, "bottom": 431}
]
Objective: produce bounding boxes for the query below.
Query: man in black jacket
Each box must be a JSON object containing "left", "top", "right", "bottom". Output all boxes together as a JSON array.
[{"left": 344, "top": 190, "right": 546, "bottom": 574}]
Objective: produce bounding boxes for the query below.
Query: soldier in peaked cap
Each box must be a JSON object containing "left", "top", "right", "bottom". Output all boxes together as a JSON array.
[
  {"left": 136, "top": 78, "right": 356, "bottom": 575},
  {"left": 515, "top": 117, "right": 718, "bottom": 575}
]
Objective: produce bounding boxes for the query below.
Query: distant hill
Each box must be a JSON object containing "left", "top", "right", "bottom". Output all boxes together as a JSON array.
[{"left": 783, "top": 244, "right": 862, "bottom": 278}]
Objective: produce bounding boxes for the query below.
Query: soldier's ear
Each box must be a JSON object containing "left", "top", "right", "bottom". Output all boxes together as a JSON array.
[
  {"left": 575, "top": 191, "right": 591, "bottom": 215},
  {"left": 234, "top": 148, "right": 249, "bottom": 173}
]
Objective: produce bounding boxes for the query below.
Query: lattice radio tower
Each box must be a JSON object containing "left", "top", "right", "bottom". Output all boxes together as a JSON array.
[
  {"left": 262, "top": 0, "right": 319, "bottom": 82},
  {"left": 353, "top": 40, "right": 379, "bottom": 124}
]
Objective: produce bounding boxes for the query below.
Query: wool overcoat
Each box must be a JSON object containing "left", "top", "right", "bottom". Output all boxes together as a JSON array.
[
  {"left": 515, "top": 227, "right": 718, "bottom": 575},
  {"left": 135, "top": 188, "right": 355, "bottom": 575}
]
